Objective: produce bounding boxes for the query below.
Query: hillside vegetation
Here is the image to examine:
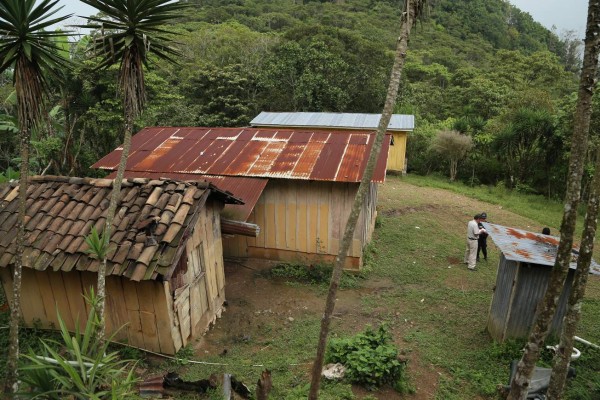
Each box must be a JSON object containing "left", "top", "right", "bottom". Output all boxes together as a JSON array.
[{"left": 0, "top": 0, "right": 590, "bottom": 196}]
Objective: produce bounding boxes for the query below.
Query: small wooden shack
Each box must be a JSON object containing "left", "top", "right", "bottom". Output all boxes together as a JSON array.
[
  {"left": 0, "top": 175, "right": 241, "bottom": 354},
  {"left": 484, "top": 223, "right": 599, "bottom": 342},
  {"left": 92, "top": 127, "right": 390, "bottom": 269},
  {"left": 250, "top": 111, "right": 415, "bottom": 173}
]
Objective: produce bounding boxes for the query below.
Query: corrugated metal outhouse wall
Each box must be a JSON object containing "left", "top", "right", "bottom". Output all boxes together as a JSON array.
[{"left": 487, "top": 253, "right": 575, "bottom": 341}]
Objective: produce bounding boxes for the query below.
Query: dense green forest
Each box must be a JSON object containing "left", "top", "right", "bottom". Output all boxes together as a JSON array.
[{"left": 0, "top": 0, "right": 592, "bottom": 199}]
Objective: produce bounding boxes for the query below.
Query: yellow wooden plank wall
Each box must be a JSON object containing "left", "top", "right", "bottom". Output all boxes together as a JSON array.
[
  {"left": 222, "top": 180, "right": 379, "bottom": 264},
  {"left": 388, "top": 132, "right": 408, "bottom": 172},
  {"left": 0, "top": 268, "right": 177, "bottom": 353}
]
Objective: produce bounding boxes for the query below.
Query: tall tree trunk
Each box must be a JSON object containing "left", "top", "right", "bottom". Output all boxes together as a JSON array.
[
  {"left": 96, "top": 111, "right": 134, "bottom": 343},
  {"left": 507, "top": 2, "right": 600, "bottom": 398},
  {"left": 3, "top": 126, "right": 30, "bottom": 395},
  {"left": 546, "top": 149, "right": 600, "bottom": 399},
  {"left": 307, "top": 1, "right": 419, "bottom": 398}
]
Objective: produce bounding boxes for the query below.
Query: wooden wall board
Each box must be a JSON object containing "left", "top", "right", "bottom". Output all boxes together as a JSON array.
[
  {"left": 139, "top": 310, "right": 160, "bottom": 352},
  {"left": 62, "top": 271, "right": 89, "bottom": 331},
  {"left": 21, "top": 270, "right": 49, "bottom": 327},
  {"left": 105, "top": 277, "right": 129, "bottom": 341},
  {"left": 33, "top": 269, "right": 59, "bottom": 328}
]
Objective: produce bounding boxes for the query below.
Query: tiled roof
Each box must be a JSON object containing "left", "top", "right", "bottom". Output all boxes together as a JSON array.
[
  {"left": 106, "top": 172, "right": 267, "bottom": 222},
  {"left": 92, "top": 127, "right": 390, "bottom": 183},
  {"left": 0, "top": 176, "right": 240, "bottom": 281}
]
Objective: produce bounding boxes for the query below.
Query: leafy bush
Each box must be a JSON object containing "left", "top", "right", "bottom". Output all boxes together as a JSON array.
[
  {"left": 326, "top": 325, "right": 408, "bottom": 391},
  {"left": 18, "top": 290, "right": 138, "bottom": 399},
  {"left": 264, "top": 262, "right": 362, "bottom": 289}
]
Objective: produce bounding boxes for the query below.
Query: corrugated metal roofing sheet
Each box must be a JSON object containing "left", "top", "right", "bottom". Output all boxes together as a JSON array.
[
  {"left": 108, "top": 171, "right": 266, "bottom": 222},
  {"left": 483, "top": 222, "right": 600, "bottom": 274},
  {"left": 250, "top": 112, "right": 415, "bottom": 131},
  {"left": 93, "top": 127, "right": 390, "bottom": 183}
]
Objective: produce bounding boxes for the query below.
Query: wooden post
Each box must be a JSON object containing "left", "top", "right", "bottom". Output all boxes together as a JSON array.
[{"left": 256, "top": 370, "right": 272, "bottom": 400}]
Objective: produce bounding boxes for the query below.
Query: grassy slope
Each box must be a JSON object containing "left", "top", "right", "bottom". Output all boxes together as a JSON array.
[
  {"left": 373, "top": 174, "right": 600, "bottom": 399},
  {"left": 1, "top": 174, "right": 598, "bottom": 399},
  {"left": 172, "top": 174, "right": 599, "bottom": 399}
]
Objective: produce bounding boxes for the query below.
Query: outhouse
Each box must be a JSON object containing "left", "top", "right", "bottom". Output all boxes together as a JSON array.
[{"left": 484, "top": 223, "right": 600, "bottom": 342}]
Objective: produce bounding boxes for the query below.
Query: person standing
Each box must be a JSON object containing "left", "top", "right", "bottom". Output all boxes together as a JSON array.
[
  {"left": 477, "top": 212, "right": 489, "bottom": 261},
  {"left": 464, "top": 214, "right": 486, "bottom": 271}
]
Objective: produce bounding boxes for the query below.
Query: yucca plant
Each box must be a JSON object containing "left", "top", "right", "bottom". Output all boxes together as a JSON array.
[
  {"left": 0, "top": 0, "right": 72, "bottom": 393},
  {"left": 18, "top": 289, "right": 138, "bottom": 399},
  {"left": 79, "top": 0, "right": 187, "bottom": 343}
]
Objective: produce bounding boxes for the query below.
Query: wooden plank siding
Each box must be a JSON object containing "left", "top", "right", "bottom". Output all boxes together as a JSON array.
[
  {"left": 222, "top": 180, "right": 379, "bottom": 270},
  {"left": 0, "top": 203, "right": 228, "bottom": 355}
]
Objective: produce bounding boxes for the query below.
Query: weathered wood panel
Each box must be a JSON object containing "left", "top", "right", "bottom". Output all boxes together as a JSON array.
[{"left": 222, "top": 180, "right": 376, "bottom": 270}]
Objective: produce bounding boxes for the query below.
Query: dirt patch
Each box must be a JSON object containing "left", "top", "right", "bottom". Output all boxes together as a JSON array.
[{"left": 191, "top": 259, "right": 443, "bottom": 400}]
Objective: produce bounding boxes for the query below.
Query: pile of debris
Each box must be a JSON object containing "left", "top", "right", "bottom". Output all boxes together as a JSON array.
[{"left": 140, "top": 370, "right": 272, "bottom": 399}]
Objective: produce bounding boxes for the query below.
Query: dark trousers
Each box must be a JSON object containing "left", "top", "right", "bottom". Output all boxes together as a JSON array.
[{"left": 477, "top": 238, "right": 487, "bottom": 260}]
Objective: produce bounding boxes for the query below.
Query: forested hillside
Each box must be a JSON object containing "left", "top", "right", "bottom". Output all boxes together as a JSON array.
[{"left": 0, "top": 0, "right": 590, "bottom": 198}]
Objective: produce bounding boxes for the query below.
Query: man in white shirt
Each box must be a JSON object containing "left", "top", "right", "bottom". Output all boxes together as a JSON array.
[{"left": 464, "top": 214, "right": 486, "bottom": 271}]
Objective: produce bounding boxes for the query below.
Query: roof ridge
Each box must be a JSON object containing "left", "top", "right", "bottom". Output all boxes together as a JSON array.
[{"left": 24, "top": 175, "right": 214, "bottom": 190}]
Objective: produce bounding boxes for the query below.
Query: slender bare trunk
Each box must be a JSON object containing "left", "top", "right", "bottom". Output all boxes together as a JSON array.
[
  {"left": 546, "top": 148, "right": 600, "bottom": 399},
  {"left": 96, "top": 112, "right": 134, "bottom": 343},
  {"left": 507, "top": 2, "right": 600, "bottom": 398},
  {"left": 3, "top": 126, "right": 30, "bottom": 395},
  {"left": 307, "top": 2, "right": 417, "bottom": 398}
]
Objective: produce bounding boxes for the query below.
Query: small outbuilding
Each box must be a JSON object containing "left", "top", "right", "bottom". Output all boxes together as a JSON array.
[
  {"left": 250, "top": 112, "right": 415, "bottom": 173},
  {"left": 484, "top": 222, "right": 599, "bottom": 342},
  {"left": 0, "top": 175, "right": 241, "bottom": 354},
  {"left": 92, "top": 126, "right": 390, "bottom": 269}
]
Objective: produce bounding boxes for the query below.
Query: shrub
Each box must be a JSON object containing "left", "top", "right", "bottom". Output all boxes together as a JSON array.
[
  {"left": 326, "top": 325, "right": 408, "bottom": 392},
  {"left": 264, "top": 262, "right": 362, "bottom": 289}
]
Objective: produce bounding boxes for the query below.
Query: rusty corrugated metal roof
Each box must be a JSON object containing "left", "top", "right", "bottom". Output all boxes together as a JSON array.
[
  {"left": 108, "top": 171, "right": 265, "bottom": 222},
  {"left": 483, "top": 222, "right": 600, "bottom": 274},
  {"left": 250, "top": 112, "right": 415, "bottom": 131},
  {"left": 93, "top": 127, "right": 390, "bottom": 183}
]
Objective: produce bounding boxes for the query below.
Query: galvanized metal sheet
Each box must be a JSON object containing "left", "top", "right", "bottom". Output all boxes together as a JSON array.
[
  {"left": 250, "top": 112, "right": 415, "bottom": 131},
  {"left": 483, "top": 222, "right": 600, "bottom": 274},
  {"left": 93, "top": 127, "right": 390, "bottom": 183}
]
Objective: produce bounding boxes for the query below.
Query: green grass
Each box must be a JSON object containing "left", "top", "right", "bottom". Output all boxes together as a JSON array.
[
  {"left": 1, "top": 174, "right": 598, "bottom": 399},
  {"left": 402, "top": 173, "right": 570, "bottom": 230}
]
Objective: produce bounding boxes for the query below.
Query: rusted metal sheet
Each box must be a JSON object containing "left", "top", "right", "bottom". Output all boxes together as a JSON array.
[
  {"left": 93, "top": 127, "right": 390, "bottom": 183},
  {"left": 109, "top": 171, "right": 266, "bottom": 222},
  {"left": 483, "top": 222, "right": 600, "bottom": 274}
]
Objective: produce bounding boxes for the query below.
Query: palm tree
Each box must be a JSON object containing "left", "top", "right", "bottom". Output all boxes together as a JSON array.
[
  {"left": 507, "top": 1, "right": 600, "bottom": 399},
  {"left": 80, "top": 0, "right": 186, "bottom": 341},
  {"left": 0, "top": 0, "right": 71, "bottom": 393},
  {"left": 307, "top": 1, "right": 427, "bottom": 398}
]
